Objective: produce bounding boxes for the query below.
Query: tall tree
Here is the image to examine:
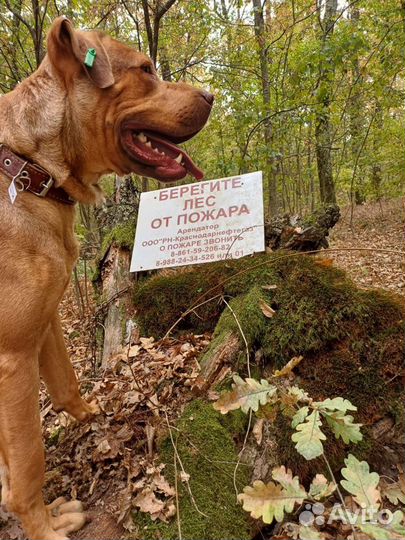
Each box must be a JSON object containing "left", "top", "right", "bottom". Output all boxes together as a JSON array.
[
  {"left": 252, "top": 0, "right": 278, "bottom": 216},
  {"left": 314, "top": 0, "right": 338, "bottom": 204},
  {"left": 348, "top": 4, "right": 365, "bottom": 205},
  {"left": 141, "top": 0, "right": 178, "bottom": 64},
  {"left": 4, "top": 0, "right": 49, "bottom": 68}
]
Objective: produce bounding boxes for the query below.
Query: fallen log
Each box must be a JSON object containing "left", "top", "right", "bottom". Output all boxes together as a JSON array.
[{"left": 265, "top": 204, "right": 340, "bottom": 251}]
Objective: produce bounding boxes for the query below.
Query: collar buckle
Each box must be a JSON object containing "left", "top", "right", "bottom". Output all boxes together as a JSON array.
[{"left": 33, "top": 176, "right": 54, "bottom": 197}]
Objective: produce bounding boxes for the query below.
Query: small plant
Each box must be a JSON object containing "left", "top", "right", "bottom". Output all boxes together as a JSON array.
[{"left": 213, "top": 373, "right": 405, "bottom": 539}]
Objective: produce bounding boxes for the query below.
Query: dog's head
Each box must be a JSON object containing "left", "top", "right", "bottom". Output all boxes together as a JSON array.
[{"left": 42, "top": 17, "right": 213, "bottom": 198}]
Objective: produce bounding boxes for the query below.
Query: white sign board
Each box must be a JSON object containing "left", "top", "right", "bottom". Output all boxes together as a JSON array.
[{"left": 130, "top": 171, "right": 264, "bottom": 272}]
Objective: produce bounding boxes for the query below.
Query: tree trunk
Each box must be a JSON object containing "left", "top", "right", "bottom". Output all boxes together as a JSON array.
[
  {"left": 253, "top": 0, "right": 278, "bottom": 216},
  {"left": 100, "top": 245, "right": 134, "bottom": 367},
  {"left": 371, "top": 101, "right": 383, "bottom": 200},
  {"left": 264, "top": 204, "right": 340, "bottom": 251},
  {"left": 142, "top": 0, "right": 178, "bottom": 64},
  {"left": 348, "top": 5, "right": 365, "bottom": 205},
  {"left": 315, "top": 0, "right": 338, "bottom": 205},
  {"left": 95, "top": 177, "right": 139, "bottom": 366}
]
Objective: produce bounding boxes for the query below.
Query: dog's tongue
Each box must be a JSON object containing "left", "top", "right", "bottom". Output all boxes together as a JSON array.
[
  {"left": 127, "top": 131, "right": 203, "bottom": 180},
  {"left": 145, "top": 132, "right": 204, "bottom": 180}
]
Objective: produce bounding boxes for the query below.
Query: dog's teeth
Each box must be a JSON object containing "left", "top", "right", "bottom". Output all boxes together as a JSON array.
[
  {"left": 137, "top": 132, "right": 147, "bottom": 143},
  {"left": 145, "top": 141, "right": 152, "bottom": 147},
  {"left": 174, "top": 154, "right": 182, "bottom": 163}
]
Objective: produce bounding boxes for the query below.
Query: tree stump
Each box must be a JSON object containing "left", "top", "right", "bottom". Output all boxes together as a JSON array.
[
  {"left": 94, "top": 176, "right": 140, "bottom": 366},
  {"left": 265, "top": 204, "right": 340, "bottom": 251}
]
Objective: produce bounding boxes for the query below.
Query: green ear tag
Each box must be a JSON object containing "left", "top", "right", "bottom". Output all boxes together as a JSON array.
[{"left": 84, "top": 48, "right": 96, "bottom": 68}]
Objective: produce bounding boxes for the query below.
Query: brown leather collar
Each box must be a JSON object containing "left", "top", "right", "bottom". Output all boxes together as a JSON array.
[{"left": 0, "top": 144, "right": 75, "bottom": 205}]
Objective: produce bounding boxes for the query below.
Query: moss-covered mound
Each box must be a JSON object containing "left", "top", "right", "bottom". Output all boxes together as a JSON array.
[
  {"left": 132, "top": 400, "right": 252, "bottom": 540},
  {"left": 134, "top": 253, "right": 404, "bottom": 477},
  {"left": 134, "top": 253, "right": 403, "bottom": 364}
]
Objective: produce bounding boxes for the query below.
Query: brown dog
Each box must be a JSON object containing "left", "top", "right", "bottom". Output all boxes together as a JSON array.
[{"left": 0, "top": 16, "right": 212, "bottom": 540}]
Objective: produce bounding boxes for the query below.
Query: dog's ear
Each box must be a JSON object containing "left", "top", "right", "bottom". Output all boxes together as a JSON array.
[{"left": 47, "top": 17, "right": 114, "bottom": 89}]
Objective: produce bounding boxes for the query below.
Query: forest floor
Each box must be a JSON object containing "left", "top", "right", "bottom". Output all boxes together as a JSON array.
[
  {"left": 0, "top": 197, "right": 403, "bottom": 540},
  {"left": 328, "top": 197, "right": 404, "bottom": 295}
]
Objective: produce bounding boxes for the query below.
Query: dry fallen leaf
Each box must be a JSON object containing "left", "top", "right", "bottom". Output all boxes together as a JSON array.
[
  {"left": 259, "top": 299, "right": 276, "bottom": 318},
  {"left": 128, "top": 344, "right": 140, "bottom": 357},
  {"left": 133, "top": 487, "right": 165, "bottom": 516},
  {"left": 180, "top": 471, "right": 190, "bottom": 483},
  {"left": 273, "top": 356, "right": 303, "bottom": 378},
  {"left": 253, "top": 418, "right": 264, "bottom": 445}
]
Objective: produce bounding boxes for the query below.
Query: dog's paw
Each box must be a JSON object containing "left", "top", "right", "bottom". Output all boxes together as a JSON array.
[
  {"left": 47, "top": 497, "right": 88, "bottom": 537},
  {"left": 63, "top": 397, "right": 100, "bottom": 422},
  {"left": 86, "top": 398, "right": 101, "bottom": 415}
]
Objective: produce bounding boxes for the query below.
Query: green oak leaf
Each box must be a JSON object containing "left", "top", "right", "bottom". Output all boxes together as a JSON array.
[
  {"left": 291, "top": 410, "right": 326, "bottom": 460},
  {"left": 340, "top": 454, "right": 381, "bottom": 511},
  {"left": 322, "top": 410, "right": 363, "bottom": 444}
]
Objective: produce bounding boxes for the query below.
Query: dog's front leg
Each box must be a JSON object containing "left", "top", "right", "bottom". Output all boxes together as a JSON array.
[
  {"left": 39, "top": 313, "right": 99, "bottom": 421},
  {"left": 0, "top": 352, "right": 86, "bottom": 540}
]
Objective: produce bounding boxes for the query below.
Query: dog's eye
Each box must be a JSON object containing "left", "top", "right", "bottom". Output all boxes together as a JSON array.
[{"left": 141, "top": 65, "right": 152, "bottom": 74}]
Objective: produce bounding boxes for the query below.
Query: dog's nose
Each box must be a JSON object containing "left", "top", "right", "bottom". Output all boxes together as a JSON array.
[{"left": 200, "top": 90, "right": 214, "bottom": 106}]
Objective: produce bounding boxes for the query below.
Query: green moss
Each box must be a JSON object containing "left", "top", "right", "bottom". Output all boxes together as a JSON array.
[
  {"left": 46, "top": 427, "right": 64, "bottom": 448},
  {"left": 134, "top": 270, "right": 219, "bottom": 336},
  {"left": 219, "top": 407, "right": 249, "bottom": 436},
  {"left": 90, "top": 263, "right": 101, "bottom": 284},
  {"left": 133, "top": 252, "right": 404, "bottom": 476},
  {"left": 91, "top": 221, "right": 136, "bottom": 285},
  {"left": 101, "top": 221, "right": 135, "bottom": 256},
  {"left": 131, "top": 400, "right": 252, "bottom": 540},
  {"left": 390, "top": 398, "right": 405, "bottom": 426},
  {"left": 215, "top": 286, "right": 268, "bottom": 347}
]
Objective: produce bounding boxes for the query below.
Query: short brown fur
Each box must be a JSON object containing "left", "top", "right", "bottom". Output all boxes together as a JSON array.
[{"left": 0, "top": 17, "right": 211, "bottom": 540}]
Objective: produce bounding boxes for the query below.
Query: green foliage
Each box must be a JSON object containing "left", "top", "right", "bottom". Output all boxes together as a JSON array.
[
  {"left": 291, "top": 410, "right": 327, "bottom": 460},
  {"left": 1, "top": 0, "right": 403, "bottom": 213},
  {"left": 213, "top": 375, "right": 363, "bottom": 460},
  {"left": 340, "top": 454, "right": 381, "bottom": 511},
  {"left": 215, "top": 374, "right": 405, "bottom": 536},
  {"left": 238, "top": 466, "right": 306, "bottom": 524}
]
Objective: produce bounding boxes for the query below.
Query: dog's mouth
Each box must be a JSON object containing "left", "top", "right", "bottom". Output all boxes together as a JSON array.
[{"left": 120, "top": 127, "right": 203, "bottom": 181}]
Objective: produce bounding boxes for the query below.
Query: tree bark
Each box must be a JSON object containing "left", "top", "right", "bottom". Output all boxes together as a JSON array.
[
  {"left": 100, "top": 245, "right": 133, "bottom": 367},
  {"left": 253, "top": 0, "right": 278, "bottom": 216},
  {"left": 371, "top": 101, "right": 383, "bottom": 200},
  {"left": 315, "top": 0, "right": 338, "bottom": 204},
  {"left": 95, "top": 177, "right": 139, "bottom": 366},
  {"left": 348, "top": 5, "right": 365, "bottom": 205},
  {"left": 142, "top": 0, "right": 178, "bottom": 64}
]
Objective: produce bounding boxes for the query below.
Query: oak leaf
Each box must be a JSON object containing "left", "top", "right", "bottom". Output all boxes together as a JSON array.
[
  {"left": 309, "top": 474, "right": 337, "bottom": 500},
  {"left": 213, "top": 375, "right": 277, "bottom": 414},
  {"left": 238, "top": 481, "right": 292, "bottom": 523},
  {"left": 340, "top": 454, "right": 381, "bottom": 511},
  {"left": 380, "top": 479, "right": 405, "bottom": 505},
  {"left": 358, "top": 510, "right": 405, "bottom": 540},
  {"left": 323, "top": 411, "right": 362, "bottom": 444},
  {"left": 271, "top": 466, "right": 306, "bottom": 512},
  {"left": 291, "top": 410, "right": 326, "bottom": 460}
]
